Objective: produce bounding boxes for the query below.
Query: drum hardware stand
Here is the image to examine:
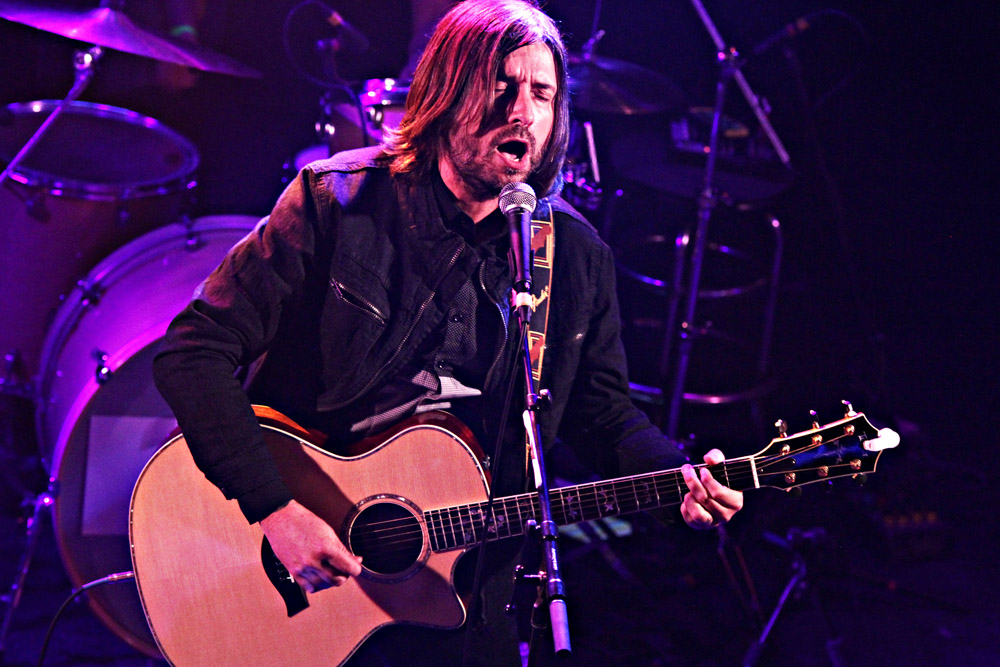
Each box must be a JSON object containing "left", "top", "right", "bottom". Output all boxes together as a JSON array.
[
  {"left": 741, "top": 527, "right": 845, "bottom": 667},
  {"left": 661, "top": 0, "right": 793, "bottom": 442},
  {"left": 0, "top": 478, "right": 58, "bottom": 659},
  {"left": 0, "top": 44, "right": 103, "bottom": 190},
  {"left": 715, "top": 524, "right": 765, "bottom": 628}
]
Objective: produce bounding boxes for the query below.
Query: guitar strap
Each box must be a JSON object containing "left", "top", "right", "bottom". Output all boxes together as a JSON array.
[
  {"left": 528, "top": 200, "right": 555, "bottom": 383},
  {"left": 522, "top": 201, "right": 555, "bottom": 477}
]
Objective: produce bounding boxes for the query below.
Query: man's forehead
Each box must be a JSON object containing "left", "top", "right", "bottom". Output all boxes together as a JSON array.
[{"left": 500, "top": 43, "right": 557, "bottom": 85}]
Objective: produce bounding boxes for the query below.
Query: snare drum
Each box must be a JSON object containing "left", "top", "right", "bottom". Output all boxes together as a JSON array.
[
  {"left": 35, "top": 215, "right": 257, "bottom": 658},
  {"left": 0, "top": 100, "right": 199, "bottom": 380}
]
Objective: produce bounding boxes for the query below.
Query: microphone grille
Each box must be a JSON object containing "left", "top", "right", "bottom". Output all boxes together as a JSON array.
[{"left": 499, "top": 182, "right": 537, "bottom": 215}]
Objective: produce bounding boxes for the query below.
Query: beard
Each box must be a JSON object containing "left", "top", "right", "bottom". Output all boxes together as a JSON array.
[{"left": 447, "top": 126, "right": 541, "bottom": 202}]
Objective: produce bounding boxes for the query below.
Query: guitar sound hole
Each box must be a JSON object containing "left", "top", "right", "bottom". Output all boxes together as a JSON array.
[{"left": 349, "top": 502, "right": 423, "bottom": 576}]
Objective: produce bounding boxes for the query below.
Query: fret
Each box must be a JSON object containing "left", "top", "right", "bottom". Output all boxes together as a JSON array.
[
  {"left": 445, "top": 507, "right": 458, "bottom": 549},
  {"left": 426, "top": 510, "right": 440, "bottom": 551},
  {"left": 517, "top": 496, "right": 536, "bottom": 533},
  {"left": 510, "top": 496, "right": 524, "bottom": 536},
  {"left": 459, "top": 505, "right": 475, "bottom": 545},
  {"left": 468, "top": 505, "right": 483, "bottom": 544},
  {"left": 721, "top": 462, "right": 731, "bottom": 488},
  {"left": 632, "top": 475, "right": 657, "bottom": 511},
  {"left": 594, "top": 482, "right": 618, "bottom": 517},
  {"left": 491, "top": 505, "right": 510, "bottom": 539},
  {"left": 560, "top": 487, "right": 583, "bottom": 523}
]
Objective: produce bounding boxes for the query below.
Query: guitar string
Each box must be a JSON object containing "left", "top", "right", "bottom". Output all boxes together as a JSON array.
[
  {"left": 348, "top": 426, "right": 869, "bottom": 546},
  {"left": 350, "top": 428, "right": 870, "bottom": 547},
  {"left": 348, "top": 451, "right": 848, "bottom": 547},
  {"left": 351, "top": 458, "right": 874, "bottom": 559},
  {"left": 349, "top": 463, "right": 744, "bottom": 553},
  {"left": 346, "top": 450, "right": 871, "bottom": 556}
]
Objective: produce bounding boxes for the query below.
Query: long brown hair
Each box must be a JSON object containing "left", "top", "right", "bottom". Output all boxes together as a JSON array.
[{"left": 384, "top": 0, "right": 570, "bottom": 197}]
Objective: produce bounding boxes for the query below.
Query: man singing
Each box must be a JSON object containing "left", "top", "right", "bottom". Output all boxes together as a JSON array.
[{"left": 153, "top": 1, "right": 742, "bottom": 663}]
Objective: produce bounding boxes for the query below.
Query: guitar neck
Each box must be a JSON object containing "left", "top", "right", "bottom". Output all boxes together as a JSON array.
[{"left": 423, "top": 457, "right": 757, "bottom": 552}]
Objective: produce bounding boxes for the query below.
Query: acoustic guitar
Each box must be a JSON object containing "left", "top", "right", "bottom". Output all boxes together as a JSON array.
[{"left": 129, "top": 405, "right": 897, "bottom": 666}]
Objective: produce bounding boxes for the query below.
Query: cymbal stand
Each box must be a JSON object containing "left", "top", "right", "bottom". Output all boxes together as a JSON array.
[
  {"left": 0, "top": 42, "right": 104, "bottom": 657},
  {"left": 0, "top": 44, "right": 102, "bottom": 189},
  {"left": 741, "top": 528, "right": 845, "bottom": 667},
  {"left": 0, "top": 479, "right": 57, "bottom": 658},
  {"left": 663, "top": 0, "right": 793, "bottom": 441}
]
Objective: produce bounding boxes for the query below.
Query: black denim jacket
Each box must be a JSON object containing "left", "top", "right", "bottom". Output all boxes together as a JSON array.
[{"left": 153, "top": 147, "right": 685, "bottom": 523}]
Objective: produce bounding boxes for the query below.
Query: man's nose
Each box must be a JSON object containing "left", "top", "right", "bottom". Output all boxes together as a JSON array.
[{"left": 508, "top": 88, "right": 535, "bottom": 126}]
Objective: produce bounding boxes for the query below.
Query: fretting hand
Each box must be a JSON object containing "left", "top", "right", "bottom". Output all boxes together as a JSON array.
[{"left": 680, "top": 449, "right": 744, "bottom": 529}]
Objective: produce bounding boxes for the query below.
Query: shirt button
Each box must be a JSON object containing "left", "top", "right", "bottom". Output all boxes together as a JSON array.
[
  {"left": 435, "top": 360, "right": 449, "bottom": 370},
  {"left": 449, "top": 313, "right": 464, "bottom": 323}
]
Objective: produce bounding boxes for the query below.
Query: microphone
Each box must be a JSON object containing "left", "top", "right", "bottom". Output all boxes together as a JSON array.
[
  {"left": 499, "top": 182, "right": 537, "bottom": 321},
  {"left": 322, "top": 6, "right": 370, "bottom": 53},
  {"left": 751, "top": 14, "right": 816, "bottom": 57}
]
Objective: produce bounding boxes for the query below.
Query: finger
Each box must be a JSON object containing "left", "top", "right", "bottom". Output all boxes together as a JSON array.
[
  {"left": 682, "top": 464, "right": 711, "bottom": 504},
  {"left": 296, "top": 567, "right": 331, "bottom": 593},
  {"left": 698, "top": 467, "right": 744, "bottom": 511},
  {"left": 703, "top": 448, "right": 725, "bottom": 465},
  {"left": 681, "top": 494, "right": 717, "bottom": 529},
  {"left": 323, "top": 548, "right": 364, "bottom": 578}
]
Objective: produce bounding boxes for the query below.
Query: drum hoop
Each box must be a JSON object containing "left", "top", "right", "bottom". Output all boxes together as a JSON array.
[
  {"left": 35, "top": 216, "right": 259, "bottom": 454},
  {"left": 2, "top": 100, "right": 200, "bottom": 199}
]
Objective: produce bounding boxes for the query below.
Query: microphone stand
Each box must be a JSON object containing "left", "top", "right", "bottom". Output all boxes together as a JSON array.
[
  {"left": 508, "top": 231, "right": 571, "bottom": 662},
  {"left": 663, "top": 0, "right": 793, "bottom": 440}
]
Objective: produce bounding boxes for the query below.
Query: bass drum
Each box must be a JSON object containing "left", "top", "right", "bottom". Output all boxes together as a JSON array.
[
  {"left": 0, "top": 100, "right": 199, "bottom": 381},
  {"left": 35, "top": 215, "right": 258, "bottom": 658}
]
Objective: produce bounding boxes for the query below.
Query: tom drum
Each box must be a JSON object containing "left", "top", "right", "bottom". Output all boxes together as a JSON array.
[{"left": 0, "top": 100, "right": 199, "bottom": 381}]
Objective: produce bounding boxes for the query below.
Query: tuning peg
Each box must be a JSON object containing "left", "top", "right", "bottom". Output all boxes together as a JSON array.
[
  {"left": 853, "top": 473, "right": 867, "bottom": 486},
  {"left": 842, "top": 400, "right": 857, "bottom": 417},
  {"left": 789, "top": 486, "right": 803, "bottom": 498},
  {"left": 774, "top": 419, "right": 788, "bottom": 438},
  {"left": 809, "top": 410, "right": 820, "bottom": 429}
]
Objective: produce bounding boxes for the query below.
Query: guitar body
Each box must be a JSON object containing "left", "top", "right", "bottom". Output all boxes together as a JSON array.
[{"left": 129, "top": 411, "right": 490, "bottom": 666}]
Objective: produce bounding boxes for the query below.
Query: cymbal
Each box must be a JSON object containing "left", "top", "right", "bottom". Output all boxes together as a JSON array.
[
  {"left": 0, "top": 1, "right": 261, "bottom": 78},
  {"left": 567, "top": 52, "right": 685, "bottom": 115}
]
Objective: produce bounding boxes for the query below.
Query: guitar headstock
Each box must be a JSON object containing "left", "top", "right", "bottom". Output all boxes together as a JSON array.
[{"left": 752, "top": 406, "right": 899, "bottom": 491}]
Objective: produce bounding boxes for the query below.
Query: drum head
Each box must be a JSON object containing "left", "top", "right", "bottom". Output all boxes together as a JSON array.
[{"left": 1, "top": 100, "right": 199, "bottom": 197}]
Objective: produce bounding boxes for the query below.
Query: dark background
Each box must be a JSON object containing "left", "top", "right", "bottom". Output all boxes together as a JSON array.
[{"left": 2, "top": 1, "right": 998, "bottom": 665}]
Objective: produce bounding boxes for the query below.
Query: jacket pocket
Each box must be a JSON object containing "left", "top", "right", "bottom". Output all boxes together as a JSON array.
[
  {"left": 319, "top": 270, "right": 391, "bottom": 402},
  {"left": 330, "top": 278, "right": 387, "bottom": 326}
]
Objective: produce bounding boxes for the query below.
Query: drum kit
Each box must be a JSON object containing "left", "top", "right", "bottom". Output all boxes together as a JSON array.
[
  {"left": 0, "top": 0, "right": 265, "bottom": 657},
  {"left": 0, "top": 0, "right": 796, "bottom": 660}
]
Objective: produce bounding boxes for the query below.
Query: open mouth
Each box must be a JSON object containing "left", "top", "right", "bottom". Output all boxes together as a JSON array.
[{"left": 497, "top": 139, "right": 530, "bottom": 165}]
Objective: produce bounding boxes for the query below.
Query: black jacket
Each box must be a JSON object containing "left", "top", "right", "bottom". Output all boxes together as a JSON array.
[{"left": 153, "top": 147, "right": 685, "bottom": 523}]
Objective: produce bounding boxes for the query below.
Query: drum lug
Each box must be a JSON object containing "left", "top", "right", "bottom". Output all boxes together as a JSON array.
[
  {"left": 25, "top": 189, "right": 51, "bottom": 222},
  {"left": 91, "top": 349, "right": 112, "bottom": 384},
  {"left": 180, "top": 214, "right": 204, "bottom": 250},
  {"left": 76, "top": 279, "right": 103, "bottom": 307}
]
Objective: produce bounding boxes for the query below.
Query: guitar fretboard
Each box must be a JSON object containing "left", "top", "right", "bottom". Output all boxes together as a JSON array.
[{"left": 423, "top": 458, "right": 757, "bottom": 552}]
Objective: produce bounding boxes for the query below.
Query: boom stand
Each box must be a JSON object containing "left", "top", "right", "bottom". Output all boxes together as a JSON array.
[{"left": 664, "top": 0, "right": 793, "bottom": 441}]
